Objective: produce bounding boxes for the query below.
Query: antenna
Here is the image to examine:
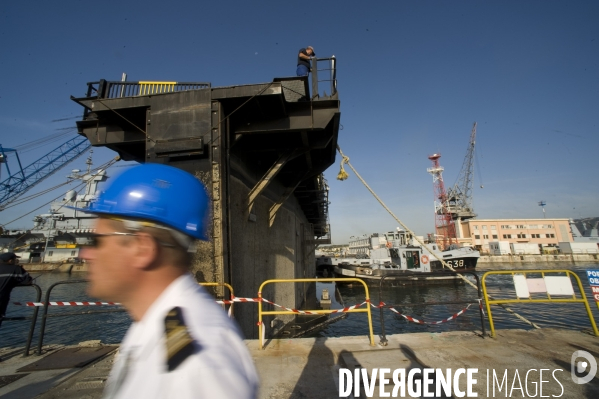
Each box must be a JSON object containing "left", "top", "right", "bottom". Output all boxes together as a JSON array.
[
  {"left": 85, "top": 149, "right": 93, "bottom": 173},
  {"left": 538, "top": 201, "right": 546, "bottom": 218},
  {"left": 120, "top": 73, "right": 127, "bottom": 98}
]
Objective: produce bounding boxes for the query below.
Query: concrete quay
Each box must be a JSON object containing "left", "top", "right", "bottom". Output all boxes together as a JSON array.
[
  {"left": 1, "top": 328, "right": 598, "bottom": 398},
  {"left": 252, "top": 329, "right": 599, "bottom": 398},
  {"left": 478, "top": 254, "right": 598, "bottom": 264},
  {"left": 0, "top": 342, "right": 116, "bottom": 399},
  {"left": 19, "top": 263, "right": 88, "bottom": 273}
]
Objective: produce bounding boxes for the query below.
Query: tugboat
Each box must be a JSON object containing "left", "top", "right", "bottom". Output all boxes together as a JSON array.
[
  {"left": 330, "top": 228, "right": 479, "bottom": 284},
  {"left": 421, "top": 243, "right": 480, "bottom": 271}
]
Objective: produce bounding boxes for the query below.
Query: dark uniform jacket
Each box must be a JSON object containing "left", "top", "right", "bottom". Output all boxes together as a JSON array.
[
  {"left": 0, "top": 263, "right": 32, "bottom": 322},
  {"left": 297, "top": 48, "right": 314, "bottom": 70}
]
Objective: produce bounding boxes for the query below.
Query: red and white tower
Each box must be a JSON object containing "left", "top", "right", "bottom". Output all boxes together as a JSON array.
[{"left": 427, "top": 153, "right": 456, "bottom": 250}]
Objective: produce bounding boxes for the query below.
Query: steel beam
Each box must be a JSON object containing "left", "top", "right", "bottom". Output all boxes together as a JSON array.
[
  {"left": 247, "top": 149, "right": 305, "bottom": 214},
  {"left": 268, "top": 175, "right": 308, "bottom": 227},
  {"left": 211, "top": 101, "right": 228, "bottom": 292}
]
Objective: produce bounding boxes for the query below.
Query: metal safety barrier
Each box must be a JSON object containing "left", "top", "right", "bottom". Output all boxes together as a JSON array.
[
  {"left": 36, "top": 280, "right": 125, "bottom": 355},
  {"left": 377, "top": 271, "right": 486, "bottom": 345},
  {"left": 311, "top": 56, "right": 337, "bottom": 100},
  {"left": 258, "top": 278, "right": 374, "bottom": 349},
  {"left": 137, "top": 81, "right": 174, "bottom": 95},
  {"left": 1, "top": 284, "right": 41, "bottom": 357},
  {"left": 481, "top": 270, "right": 599, "bottom": 338},
  {"left": 84, "top": 80, "right": 211, "bottom": 99},
  {"left": 199, "top": 282, "right": 235, "bottom": 317}
]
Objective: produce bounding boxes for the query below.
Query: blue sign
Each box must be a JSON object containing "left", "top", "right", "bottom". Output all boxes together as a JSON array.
[
  {"left": 586, "top": 270, "right": 599, "bottom": 285},
  {"left": 586, "top": 270, "right": 599, "bottom": 302}
]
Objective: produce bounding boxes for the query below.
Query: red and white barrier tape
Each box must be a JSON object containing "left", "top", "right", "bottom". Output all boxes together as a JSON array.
[
  {"left": 260, "top": 298, "right": 317, "bottom": 315},
  {"left": 13, "top": 301, "right": 120, "bottom": 307},
  {"left": 330, "top": 302, "right": 368, "bottom": 313},
  {"left": 372, "top": 301, "right": 473, "bottom": 325},
  {"left": 216, "top": 296, "right": 370, "bottom": 315},
  {"left": 14, "top": 297, "right": 483, "bottom": 324},
  {"left": 215, "top": 296, "right": 262, "bottom": 304}
]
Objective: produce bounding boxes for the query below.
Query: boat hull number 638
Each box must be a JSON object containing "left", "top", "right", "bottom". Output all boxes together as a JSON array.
[{"left": 445, "top": 259, "right": 464, "bottom": 267}]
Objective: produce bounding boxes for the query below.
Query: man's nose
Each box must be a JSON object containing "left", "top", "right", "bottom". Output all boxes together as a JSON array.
[{"left": 80, "top": 247, "right": 93, "bottom": 260}]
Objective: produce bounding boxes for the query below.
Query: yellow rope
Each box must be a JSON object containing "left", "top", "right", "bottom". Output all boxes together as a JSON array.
[
  {"left": 337, "top": 153, "right": 349, "bottom": 181},
  {"left": 335, "top": 144, "right": 541, "bottom": 330}
]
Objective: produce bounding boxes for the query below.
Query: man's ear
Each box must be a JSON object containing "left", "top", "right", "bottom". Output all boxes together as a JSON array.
[{"left": 130, "top": 232, "right": 159, "bottom": 270}]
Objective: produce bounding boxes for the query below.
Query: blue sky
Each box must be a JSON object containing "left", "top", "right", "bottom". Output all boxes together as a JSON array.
[{"left": 0, "top": 1, "right": 597, "bottom": 244}]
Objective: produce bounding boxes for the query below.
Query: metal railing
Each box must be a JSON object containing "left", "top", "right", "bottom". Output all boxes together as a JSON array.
[
  {"left": 377, "top": 271, "right": 485, "bottom": 345},
  {"left": 199, "top": 282, "right": 235, "bottom": 317},
  {"left": 85, "top": 79, "right": 210, "bottom": 99},
  {"left": 258, "top": 278, "right": 374, "bottom": 349},
  {"left": 310, "top": 56, "right": 337, "bottom": 100},
  {"left": 1, "top": 284, "right": 42, "bottom": 356},
  {"left": 36, "top": 280, "right": 125, "bottom": 354},
  {"left": 481, "top": 270, "right": 599, "bottom": 338}
]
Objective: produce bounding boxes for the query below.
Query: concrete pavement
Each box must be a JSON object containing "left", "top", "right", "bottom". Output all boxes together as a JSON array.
[{"left": 1, "top": 328, "right": 598, "bottom": 398}]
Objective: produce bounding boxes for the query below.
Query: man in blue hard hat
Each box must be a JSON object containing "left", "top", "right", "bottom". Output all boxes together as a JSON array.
[{"left": 78, "top": 163, "right": 258, "bottom": 399}]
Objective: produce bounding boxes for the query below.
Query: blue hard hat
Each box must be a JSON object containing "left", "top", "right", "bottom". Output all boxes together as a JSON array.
[{"left": 78, "top": 163, "right": 209, "bottom": 240}]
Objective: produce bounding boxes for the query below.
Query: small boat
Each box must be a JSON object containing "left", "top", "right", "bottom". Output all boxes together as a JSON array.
[
  {"left": 422, "top": 244, "right": 480, "bottom": 271},
  {"left": 327, "top": 229, "right": 479, "bottom": 284}
]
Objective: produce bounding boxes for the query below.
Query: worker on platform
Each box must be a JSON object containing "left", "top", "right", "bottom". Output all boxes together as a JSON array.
[
  {"left": 77, "top": 164, "right": 258, "bottom": 399},
  {"left": 0, "top": 252, "right": 32, "bottom": 328},
  {"left": 297, "top": 46, "right": 315, "bottom": 77}
]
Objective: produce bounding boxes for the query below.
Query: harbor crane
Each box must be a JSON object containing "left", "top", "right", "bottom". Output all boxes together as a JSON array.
[
  {"left": 427, "top": 153, "right": 457, "bottom": 250},
  {"left": 446, "top": 122, "right": 479, "bottom": 238},
  {"left": 0, "top": 136, "right": 91, "bottom": 211}
]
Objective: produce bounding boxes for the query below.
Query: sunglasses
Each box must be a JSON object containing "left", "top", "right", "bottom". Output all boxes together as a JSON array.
[
  {"left": 83, "top": 232, "right": 176, "bottom": 248},
  {"left": 82, "top": 232, "right": 138, "bottom": 248}
]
